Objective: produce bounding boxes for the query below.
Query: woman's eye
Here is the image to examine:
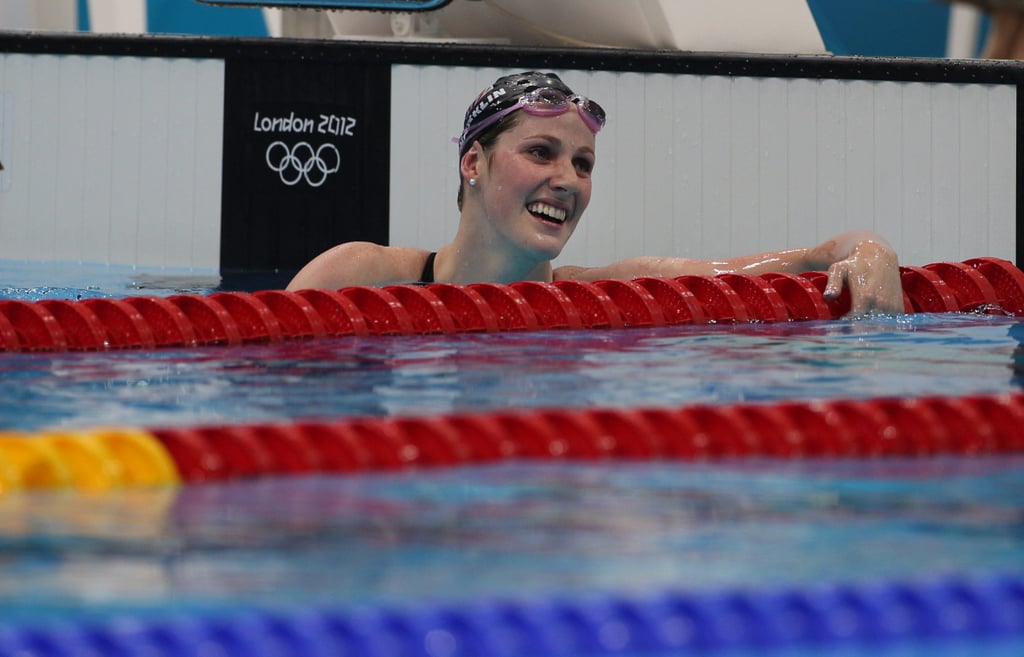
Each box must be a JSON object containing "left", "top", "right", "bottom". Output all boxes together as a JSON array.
[
  {"left": 527, "top": 145, "right": 550, "bottom": 159},
  {"left": 575, "top": 158, "right": 594, "bottom": 174}
]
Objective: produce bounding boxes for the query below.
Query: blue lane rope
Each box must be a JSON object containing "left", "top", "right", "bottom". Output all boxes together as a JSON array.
[{"left": 2, "top": 573, "right": 1021, "bottom": 656}]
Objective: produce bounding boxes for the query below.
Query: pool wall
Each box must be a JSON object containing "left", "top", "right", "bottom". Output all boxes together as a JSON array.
[
  {"left": 0, "top": 48, "right": 224, "bottom": 269},
  {"left": 0, "top": 32, "right": 1020, "bottom": 274}
]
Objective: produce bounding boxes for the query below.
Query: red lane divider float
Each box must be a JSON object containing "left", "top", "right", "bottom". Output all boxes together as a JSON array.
[
  {"left": 146, "top": 391, "right": 1024, "bottom": 484},
  {"left": 1, "top": 258, "right": 1022, "bottom": 352},
  {"left": 5, "top": 391, "right": 1024, "bottom": 493}
]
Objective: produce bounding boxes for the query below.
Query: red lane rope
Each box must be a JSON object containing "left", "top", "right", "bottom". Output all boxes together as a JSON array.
[
  {"left": 150, "top": 392, "right": 1024, "bottom": 483},
  {"left": 0, "top": 258, "right": 1021, "bottom": 352}
]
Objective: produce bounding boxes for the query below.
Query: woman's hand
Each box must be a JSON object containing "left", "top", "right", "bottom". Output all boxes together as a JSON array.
[{"left": 819, "top": 237, "right": 904, "bottom": 316}]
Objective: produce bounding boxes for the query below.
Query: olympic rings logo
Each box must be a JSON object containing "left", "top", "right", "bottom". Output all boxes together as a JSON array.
[{"left": 265, "top": 141, "right": 341, "bottom": 187}]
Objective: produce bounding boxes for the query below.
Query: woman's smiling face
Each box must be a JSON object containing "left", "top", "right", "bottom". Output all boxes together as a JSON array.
[{"left": 473, "top": 110, "right": 597, "bottom": 261}]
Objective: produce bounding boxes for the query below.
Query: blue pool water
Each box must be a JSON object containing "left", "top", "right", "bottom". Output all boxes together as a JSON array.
[
  {"left": 5, "top": 457, "right": 1023, "bottom": 611},
  {"left": 0, "top": 259, "right": 223, "bottom": 301},
  {"left": 2, "top": 260, "right": 1024, "bottom": 656},
  {"left": 2, "top": 459, "right": 1023, "bottom": 657},
  {"left": 1, "top": 314, "right": 1022, "bottom": 432}
]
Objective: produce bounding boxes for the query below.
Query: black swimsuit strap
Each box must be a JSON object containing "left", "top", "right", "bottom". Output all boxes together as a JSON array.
[{"left": 419, "top": 251, "right": 437, "bottom": 284}]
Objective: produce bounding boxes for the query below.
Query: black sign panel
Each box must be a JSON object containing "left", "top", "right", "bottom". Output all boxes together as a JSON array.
[{"left": 220, "top": 58, "right": 390, "bottom": 272}]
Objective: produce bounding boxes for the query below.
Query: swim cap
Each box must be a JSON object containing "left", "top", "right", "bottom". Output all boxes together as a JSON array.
[{"left": 458, "top": 71, "right": 576, "bottom": 156}]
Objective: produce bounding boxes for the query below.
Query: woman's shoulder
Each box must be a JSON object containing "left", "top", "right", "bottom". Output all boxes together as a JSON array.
[{"left": 286, "top": 242, "right": 432, "bottom": 290}]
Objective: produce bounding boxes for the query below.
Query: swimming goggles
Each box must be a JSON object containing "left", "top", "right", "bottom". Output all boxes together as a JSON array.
[{"left": 457, "top": 88, "right": 606, "bottom": 155}]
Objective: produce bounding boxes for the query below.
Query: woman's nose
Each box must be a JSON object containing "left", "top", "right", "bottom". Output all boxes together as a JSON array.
[{"left": 550, "top": 158, "right": 581, "bottom": 193}]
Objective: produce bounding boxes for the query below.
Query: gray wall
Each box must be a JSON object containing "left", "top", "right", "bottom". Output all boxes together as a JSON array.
[{"left": 0, "top": 53, "right": 224, "bottom": 268}]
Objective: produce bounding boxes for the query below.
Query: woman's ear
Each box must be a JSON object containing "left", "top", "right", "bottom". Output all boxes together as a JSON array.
[{"left": 460, "top": 143, "right": 482, "bottom": 182}]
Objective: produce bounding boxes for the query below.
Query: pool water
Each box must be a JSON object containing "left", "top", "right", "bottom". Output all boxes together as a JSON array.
[
  {"left": 5, "top": 457, "right": 1023, "bottom": 608},
  {"left": 1, "top": 314, "right": 1021, "bottom": 432},
  {"left": 2, "top": 459, "right": 1023, "bottom": 656},
  {"left": 0, "top": 259, "right": 225, "bottom": 301},
  {"left": 2, "top": 260, "right": 1023, "bottom": 656}
]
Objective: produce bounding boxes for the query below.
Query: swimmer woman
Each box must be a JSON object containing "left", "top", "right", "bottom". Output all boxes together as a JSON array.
[{"left": 287, "top": 71, "right": 903, "bottom": 315}]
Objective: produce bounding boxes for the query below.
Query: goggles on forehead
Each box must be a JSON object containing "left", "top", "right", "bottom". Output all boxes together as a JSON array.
[{"left": 457, "top": 87, "right": 606, "bottom": 155}]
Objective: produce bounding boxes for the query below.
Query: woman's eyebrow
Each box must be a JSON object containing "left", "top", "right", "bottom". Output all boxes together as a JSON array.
[{"left": 522, "top": 134, "right": 595, "bottom": 155}]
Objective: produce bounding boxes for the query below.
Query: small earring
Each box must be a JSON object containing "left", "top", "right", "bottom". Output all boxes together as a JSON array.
[{"left": 468, "top": 178, "right": 477, "bottom": 187}]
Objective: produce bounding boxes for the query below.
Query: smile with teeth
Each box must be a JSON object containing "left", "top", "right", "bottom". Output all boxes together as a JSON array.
[{"left": 527, "top": 201, "right": 568, "bottom": 224}]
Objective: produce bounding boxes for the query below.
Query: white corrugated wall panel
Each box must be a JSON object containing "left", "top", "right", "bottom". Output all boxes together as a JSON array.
[
  {"left": 699, "top": 75, "right": 733, "bottom": 257},
  {"left": 81, "top": 55, "right": 116, "bottom": 264},
  {"left": 901, "top": 83, "right": 934, "bottom": 261},
  {"left": 873, "top": 81, "right": 904, "bottom": 247},
  {"left": 640, "top": 73, "right": 675, "bottom": 259},
  {"left": 53, "top": 55, "right": 89, "bottom": 264},
  {"left": 844, "top": 79, "right": 875, "bottom": 237},
  {"left": 26, "top": 54, "right": 61, "bottom": 262},
  {"left": 732, "top": 78, "right": 762, "bottom": 255},
  {"left": 932, "top": 82, "right": 962, "bottom": 262},
  {"left": 190, "top": 59, "right": 226, "bottom": 270},
  {"left": 611, "top": 72, "right": 647, "bottom": 262},
  {"left": 786, "top": 78, "right": 818, "bottom": 248},
  {"left": 0, "top": 53, "right": 224, "bottom": 269},
  {"left": 390, "top": 65, "right": 1016, "bottom": 268},
  {"left": 958, "top": 83, "right": 990, "bottom": 259},
  {"left": 757, "top": 77, "right": 789, "bottom": 252},
  {"left": 109, "top": 56, "right": 144, "bottom": 266},
  {"left": 137, "top": 59, "right": 172, "bottom": 267},
  {"left": 669, "top": 74, "right": 704, "bottom": 258},
  {"left": 164, "top": 60, "right": 199, "bottom": 267},
  {"left": 988, "top": 84, "right": 1016, "bottom": 258},
  {"left": 815, "top": 79, "right": 846, "bottom": 239}
]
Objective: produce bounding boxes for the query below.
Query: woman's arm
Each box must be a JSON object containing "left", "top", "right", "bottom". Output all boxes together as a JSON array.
[{"left": 554, "top": 231, "right": 903, "bottom": 315}]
